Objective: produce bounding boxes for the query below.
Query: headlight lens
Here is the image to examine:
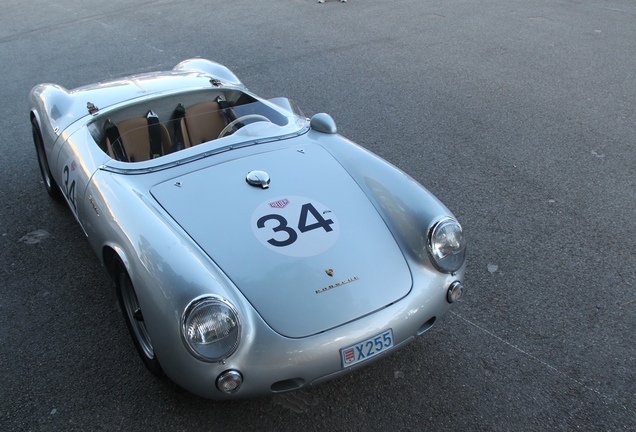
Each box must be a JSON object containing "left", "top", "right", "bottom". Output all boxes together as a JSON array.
[
  {"left": 427, "top": 218, "right": 467, "bottom": 273},
  {"left": 181, "top": 297, "right": 240, "bottom": 362}
]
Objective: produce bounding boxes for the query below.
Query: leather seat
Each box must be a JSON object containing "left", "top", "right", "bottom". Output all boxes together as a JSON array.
[
  {"left": 105, "top": 114, "right": 172, "bottom": 162},
  {"left": 181, "top": 102, "right": 227, "bottom": 147}
]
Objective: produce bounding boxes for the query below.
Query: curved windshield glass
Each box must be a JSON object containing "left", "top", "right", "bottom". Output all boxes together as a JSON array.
[{"left": 90, "top": 90, "right": 307, "bottom": 170}]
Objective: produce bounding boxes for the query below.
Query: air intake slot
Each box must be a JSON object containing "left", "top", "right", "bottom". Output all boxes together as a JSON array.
[
  {"left": 417, "top": 317, "right": 436, "bottom": 335},
  {"left": 270, "top": 378, "right": 305, "bottom": 393}
]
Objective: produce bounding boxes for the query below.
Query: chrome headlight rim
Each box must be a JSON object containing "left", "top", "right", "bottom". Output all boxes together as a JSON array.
[
  {"left": 181, "top": 295, "right": 241, "bottom": 363},
  {"left": 427, "top": 217, "right": 467, "bottom": 274}
]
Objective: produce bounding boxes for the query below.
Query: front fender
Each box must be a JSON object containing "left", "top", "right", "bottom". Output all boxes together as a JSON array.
[
  {"left": 83, "top": 169, "right": 259, "bottom": 389},
  {"left": 318, "top": 132, "right": 456, "bottom": 267}
]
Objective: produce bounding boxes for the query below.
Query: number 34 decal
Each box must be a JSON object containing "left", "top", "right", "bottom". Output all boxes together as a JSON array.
[
  {"left": 257, "top": 203, "right": 333, "bottom": 247},
  {"left": 62, "top": 157, "right": 80, "bottom": 215},
  {"left": 251, "top": 197, "right": 340, "bottom": 257}
]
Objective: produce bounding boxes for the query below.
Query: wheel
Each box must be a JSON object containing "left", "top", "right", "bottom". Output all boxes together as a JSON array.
[
  {"left": 112, "top": 256, "right": 163, "bottom": 376},
  {"left": 31, "top": 116, "right": 62, "bottom": 200},
  {"left": 218, "top": 114, "right": 272, "bottom": 138}
]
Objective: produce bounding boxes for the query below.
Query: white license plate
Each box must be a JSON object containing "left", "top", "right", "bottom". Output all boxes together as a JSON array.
[{"left": 340, "top": 329, "right": 394, "bottom": 368}]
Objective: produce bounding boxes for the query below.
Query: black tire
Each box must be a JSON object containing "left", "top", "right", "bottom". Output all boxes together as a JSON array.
[
  {"left": 111, "top": 256, "right": 163, "bottom": 376},
  {"left": 31, "top": 116, "right": 62, "bottom": 200}
]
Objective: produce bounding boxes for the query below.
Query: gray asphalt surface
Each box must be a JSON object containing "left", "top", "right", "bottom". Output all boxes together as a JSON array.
[{"left": 1, "top": 0, "right": 635, "bottom": 430}]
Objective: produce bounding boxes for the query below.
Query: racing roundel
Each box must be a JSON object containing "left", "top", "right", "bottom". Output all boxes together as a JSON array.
[{"left": 251, "top": 196, "right": 340, "bottom": 257}]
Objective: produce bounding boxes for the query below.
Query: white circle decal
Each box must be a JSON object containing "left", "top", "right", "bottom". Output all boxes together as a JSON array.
[{"left": 251, "top": 196, "right": 340, "bottom": 257}]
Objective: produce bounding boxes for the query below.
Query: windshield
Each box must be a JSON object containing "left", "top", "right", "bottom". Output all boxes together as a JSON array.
[{"left": 89, "top": 90, "right": 307, "bottom": 170}]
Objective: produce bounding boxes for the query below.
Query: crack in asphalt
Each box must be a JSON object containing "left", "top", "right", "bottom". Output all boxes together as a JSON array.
[
  {"left": 450, "top": 311, "right": 636, "bottom": 417},
  {"left": 0, "top": 0, "right": 175, "bottom": 44}
]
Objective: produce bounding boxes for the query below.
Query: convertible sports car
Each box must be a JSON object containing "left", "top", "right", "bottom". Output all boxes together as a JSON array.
[{"left": 29, "top": 59, "right": 466, "bottom": 399}]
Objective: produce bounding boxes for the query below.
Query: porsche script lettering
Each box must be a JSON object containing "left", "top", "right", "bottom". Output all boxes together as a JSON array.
[{"left": 316, "top": 276, "right": 359, "bottom": 294}]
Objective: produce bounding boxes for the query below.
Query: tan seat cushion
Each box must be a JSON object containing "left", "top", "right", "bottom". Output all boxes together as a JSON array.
[
  {"left": 183, "top": 102, "right": 226, "bottom": 146},
  {"left": 106, "top": 117, "right": 171, "bottom": 162}
]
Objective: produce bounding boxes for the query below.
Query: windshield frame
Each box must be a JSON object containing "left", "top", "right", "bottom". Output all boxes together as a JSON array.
[{"left": 87, "top": 86, "right": 308, "bottom": 174}]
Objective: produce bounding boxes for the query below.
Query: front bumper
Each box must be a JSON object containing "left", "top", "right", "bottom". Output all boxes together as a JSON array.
[{"left": 159, "top": 265, "right": 464, "bottom": 399}]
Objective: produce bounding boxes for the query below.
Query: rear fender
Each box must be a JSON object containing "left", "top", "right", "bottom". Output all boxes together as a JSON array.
[{"left": 173, "top": 59, "right": 244, "bottom": 88}]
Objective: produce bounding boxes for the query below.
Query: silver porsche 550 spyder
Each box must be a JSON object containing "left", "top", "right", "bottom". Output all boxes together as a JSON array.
[{"left": 29, "top": 59, "right": 467, "bottom": 399}]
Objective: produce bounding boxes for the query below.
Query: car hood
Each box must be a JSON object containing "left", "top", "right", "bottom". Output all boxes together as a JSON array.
[{"left": 150, "top": 143, "right": 412, "bottom": 337}]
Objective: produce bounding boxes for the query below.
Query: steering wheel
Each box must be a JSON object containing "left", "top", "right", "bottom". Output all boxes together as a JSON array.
[{"left": 218, "top": 114, "right": 272, "bottom": 138}]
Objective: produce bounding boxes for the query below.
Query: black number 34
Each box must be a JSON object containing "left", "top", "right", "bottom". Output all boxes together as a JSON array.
[
  {"left": 62, "top": 165, "right": 77, "bottom": 213},
  {"left": 257, "top": 203, "right": 334, "bottom": 247}
]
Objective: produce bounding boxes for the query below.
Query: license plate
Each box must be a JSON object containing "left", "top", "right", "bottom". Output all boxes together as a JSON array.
[{"left": 340, "top": 329, "right": 394, "bottom": 368}]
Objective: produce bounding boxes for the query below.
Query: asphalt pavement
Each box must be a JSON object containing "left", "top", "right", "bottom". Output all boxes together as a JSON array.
[{"left": 1, "top": 0, "right": 635, "bottom": 430}]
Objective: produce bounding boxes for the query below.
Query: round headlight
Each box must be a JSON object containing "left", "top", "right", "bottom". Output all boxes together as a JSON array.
[
  {"left": 427, "top": 217, "right": 467, "bottom": 273},
  {"left": 181, "top": 297, "right": 240, "bottom": 362}
]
